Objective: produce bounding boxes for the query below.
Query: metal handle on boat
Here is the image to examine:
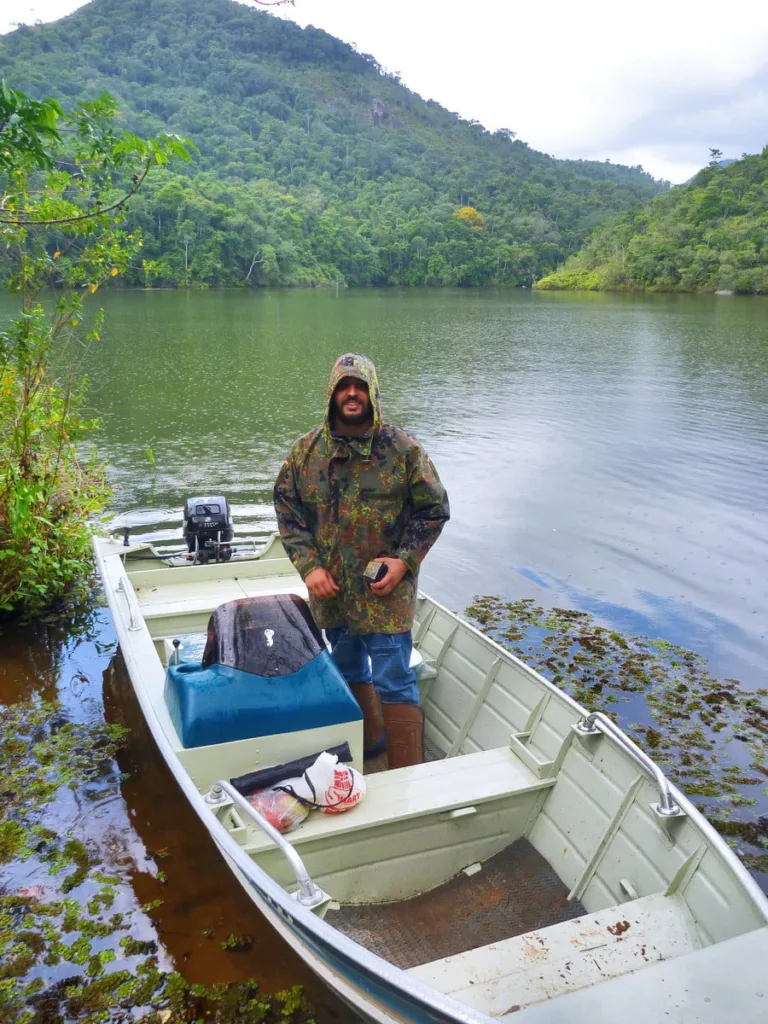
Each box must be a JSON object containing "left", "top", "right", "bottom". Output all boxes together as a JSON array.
[
  {"left": 215, "top": 780, "right": 326, "bottom": 909},
  {"left": 116, "top": 577, "right": 142, "bottom": 632},
  {"left": 573, "top": 712, "right": 683, "bottom": 817}
]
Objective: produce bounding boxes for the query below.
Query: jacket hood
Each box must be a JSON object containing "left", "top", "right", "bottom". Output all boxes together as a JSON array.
[{"left": 325, "top": 353, "right": 382, "bottom": 436}]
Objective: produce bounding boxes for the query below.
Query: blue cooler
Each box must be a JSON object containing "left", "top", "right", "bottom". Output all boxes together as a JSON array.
[{"left": 164, "top": 595, "right": 361, "bottom": 749}]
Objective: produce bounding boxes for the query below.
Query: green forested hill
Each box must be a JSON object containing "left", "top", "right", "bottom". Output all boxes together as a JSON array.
[
  {"left": 0, "top": 0, "right": 665, "bottom": 288},
  {"left": 537, "top": 150, "right": 768, "bottom": 294}
]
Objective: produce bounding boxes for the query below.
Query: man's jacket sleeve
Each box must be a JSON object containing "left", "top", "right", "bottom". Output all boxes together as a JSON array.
[
  {"left": 396, "top": 445, "right": 450, "bottom": 577},
  {"left": 273, "top": 455, "right": 322, "bottom": 580}
]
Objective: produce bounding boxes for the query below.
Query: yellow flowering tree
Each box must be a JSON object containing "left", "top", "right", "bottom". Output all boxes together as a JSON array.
[
  {"left": 453, "top": 205, "right": 485, "bottom": 231},
  {"left": 0, "top": 82, "right": 192, "bottom": 616}
]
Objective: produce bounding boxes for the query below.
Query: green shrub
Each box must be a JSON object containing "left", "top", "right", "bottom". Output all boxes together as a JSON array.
[
  {"left": 0, "top": 326, "right": 111, "bottom": 615},
  {"left": 535, "top": 266, "right": 605, "bottom": 290},
  {"left": 0, "top": 83, "right": 191, "bottom": 618}
]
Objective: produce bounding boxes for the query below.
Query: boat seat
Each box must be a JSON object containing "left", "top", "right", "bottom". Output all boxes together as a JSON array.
[
  {"left": 134, "top": 568, "right": 306, "bottom": 639},
  {"left": 240, "top": 745, "right": 556, "bottom": 855},
  {"left": 407, "top": 891, "right": 701, "bottom": 1014}
]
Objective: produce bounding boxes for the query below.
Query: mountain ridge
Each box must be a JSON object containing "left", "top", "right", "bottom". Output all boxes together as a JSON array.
[{"left": 0, "top": 0, "right": 667, "bottom": 287}]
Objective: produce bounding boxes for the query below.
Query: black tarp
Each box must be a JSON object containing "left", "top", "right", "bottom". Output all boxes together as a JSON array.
[{"left": 230, "top": 742, "right": 353, "bottom": 795}]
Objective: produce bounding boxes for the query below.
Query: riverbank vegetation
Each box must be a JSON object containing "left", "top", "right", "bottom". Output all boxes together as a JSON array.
[
  {"left": 536, "top": 148, "right": 768, "bottom": 294},
  {"left": 0, "top": 83, "right": 190, "bottom": 619},
  {"left": 0, "top": 0, "right": 665, "bottom": 289}
]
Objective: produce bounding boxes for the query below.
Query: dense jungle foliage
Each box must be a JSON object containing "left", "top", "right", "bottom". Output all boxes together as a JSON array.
[
  {"left": 537, "top": 149, "right": 768, "bottom": 293},
  {"left": 0, "top": 0, "right": 665, "bottom": 288}
]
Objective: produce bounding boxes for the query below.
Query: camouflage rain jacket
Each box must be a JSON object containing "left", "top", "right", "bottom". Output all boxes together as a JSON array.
[{"left": 274, "top": 354, "right": 450, "bottom": 635}]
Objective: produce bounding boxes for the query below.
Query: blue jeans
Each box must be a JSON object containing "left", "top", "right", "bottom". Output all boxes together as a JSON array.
[{"left": 326, "top": 627, "right": 420, "bottom": 706}]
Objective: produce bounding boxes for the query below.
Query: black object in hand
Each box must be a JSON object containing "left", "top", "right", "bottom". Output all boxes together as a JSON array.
[{"left": 363, "top": 559, "right": 388, "bottom": 583}]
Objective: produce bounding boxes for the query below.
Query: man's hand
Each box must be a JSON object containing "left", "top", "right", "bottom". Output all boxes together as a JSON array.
[
  {"left": 304, "top": 567, "right": 340, "bottom": 600},
  {"left": 369, "top": 557, "right": 409, "bottom": 596}
]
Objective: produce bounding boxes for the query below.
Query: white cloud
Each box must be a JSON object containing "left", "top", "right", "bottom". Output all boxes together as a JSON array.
[
  {"left": 4, "top": 0, "right": 768, "bottom": 182},
  {"left": 0, "top": 0, "right": 89, "bottom": 33}
]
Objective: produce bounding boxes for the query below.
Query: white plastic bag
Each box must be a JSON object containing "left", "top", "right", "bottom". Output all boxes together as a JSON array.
[{"left": 278, "top": 751, "right": 366, "bottom": 815}]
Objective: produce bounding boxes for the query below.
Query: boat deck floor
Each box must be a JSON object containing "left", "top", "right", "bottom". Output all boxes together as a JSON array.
[
  {"left": 325, "top": 838, "right": 586, "bottom": 970},
  {"left": 363, "top": 735, "right": 445, "bottom": 775}
]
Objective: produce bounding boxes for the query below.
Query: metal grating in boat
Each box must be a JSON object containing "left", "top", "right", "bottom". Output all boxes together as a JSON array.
[{"left": 325, "top": 839, "right": 586, "bottom": 970}]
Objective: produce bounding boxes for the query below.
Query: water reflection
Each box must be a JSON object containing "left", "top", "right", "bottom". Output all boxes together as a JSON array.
[
  {"left": 0, "top": 607, "right": 351, "bottom": 1022},
  {"left": 0, "top": 619, "right": 93, "bottom": 705}
]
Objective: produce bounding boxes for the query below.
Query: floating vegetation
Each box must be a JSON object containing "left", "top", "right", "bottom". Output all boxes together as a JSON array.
[
  {"left": 465, "top": 597, "right": 768, "bottom": 876},
  {"left": 220, "top": 933, "right": 257, "bottom": 953},
  {"left": 0, "top": 702, "right": 319, "bottom": 1024}
]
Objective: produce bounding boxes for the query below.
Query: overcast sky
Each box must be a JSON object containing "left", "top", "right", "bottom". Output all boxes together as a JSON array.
[{"left": 3, "top": 0, "right": 768, "bottom": 182}]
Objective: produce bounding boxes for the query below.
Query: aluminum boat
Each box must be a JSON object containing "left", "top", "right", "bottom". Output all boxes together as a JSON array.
[{"left": 93, "top": 523, "right": 768, "bottom": 1024}]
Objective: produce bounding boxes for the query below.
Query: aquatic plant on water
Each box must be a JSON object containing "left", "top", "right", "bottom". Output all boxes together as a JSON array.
[
  {"left": 466, "top": 597, "right": 768, "bottom": 875},
  {"left": 0, "top": 700, "right": 318, "bottom": 1023}
]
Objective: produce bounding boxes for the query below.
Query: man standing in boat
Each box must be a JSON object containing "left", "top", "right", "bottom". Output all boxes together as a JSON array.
[{"left": 273, "top": 353, "right": 450, "bottom": 768}]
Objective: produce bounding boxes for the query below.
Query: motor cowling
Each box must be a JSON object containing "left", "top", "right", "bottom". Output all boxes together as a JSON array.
[{"left": 183, "top": 495, "right": 234, "bottom": 563}]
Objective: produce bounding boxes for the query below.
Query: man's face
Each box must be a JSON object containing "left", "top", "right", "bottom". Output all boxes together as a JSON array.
[{"left": 333, "top": 376, "right": 372, "bottom": 426}]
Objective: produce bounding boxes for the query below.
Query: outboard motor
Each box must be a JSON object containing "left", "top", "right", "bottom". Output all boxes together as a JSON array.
[{"left": 182, "top": 495, "right": 234, "bottom": 563}]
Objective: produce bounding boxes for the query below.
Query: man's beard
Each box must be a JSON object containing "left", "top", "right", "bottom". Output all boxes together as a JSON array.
[{"left": 335, "top": 403, "right": 373, "bottom": 427}]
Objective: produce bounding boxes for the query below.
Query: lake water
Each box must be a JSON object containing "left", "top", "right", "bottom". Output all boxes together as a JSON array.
[
  {"left": 3, "top": 287, "right": 768, "bottom": 1006},
  {"left": 89, "top": 287, "right": 768, "bottom": 685}
]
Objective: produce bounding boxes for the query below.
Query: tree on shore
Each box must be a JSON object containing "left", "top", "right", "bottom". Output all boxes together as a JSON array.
[
  {"left": 536, "top": 146, "right": 768, "bottom": 295},
  {"left": 0, "top": 82, "right": 191, "bottom": 617}
]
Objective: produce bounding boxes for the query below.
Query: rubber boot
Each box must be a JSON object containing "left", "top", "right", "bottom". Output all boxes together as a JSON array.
[
  {"left": 381, "top": 703, "right": 424, "bottom": 769},
  {"left": 349, "top": 682, "right": 387, "bottom": 758}
]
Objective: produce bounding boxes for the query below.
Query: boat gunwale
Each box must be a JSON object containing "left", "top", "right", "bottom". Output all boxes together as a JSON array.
[{"left": 415, "top": 589, "right": 768, "bottom": 916}]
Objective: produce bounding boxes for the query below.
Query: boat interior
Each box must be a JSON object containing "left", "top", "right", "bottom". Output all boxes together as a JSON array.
[{"left": 110, "top": 535, "right": 767, "bottom": 1015}]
